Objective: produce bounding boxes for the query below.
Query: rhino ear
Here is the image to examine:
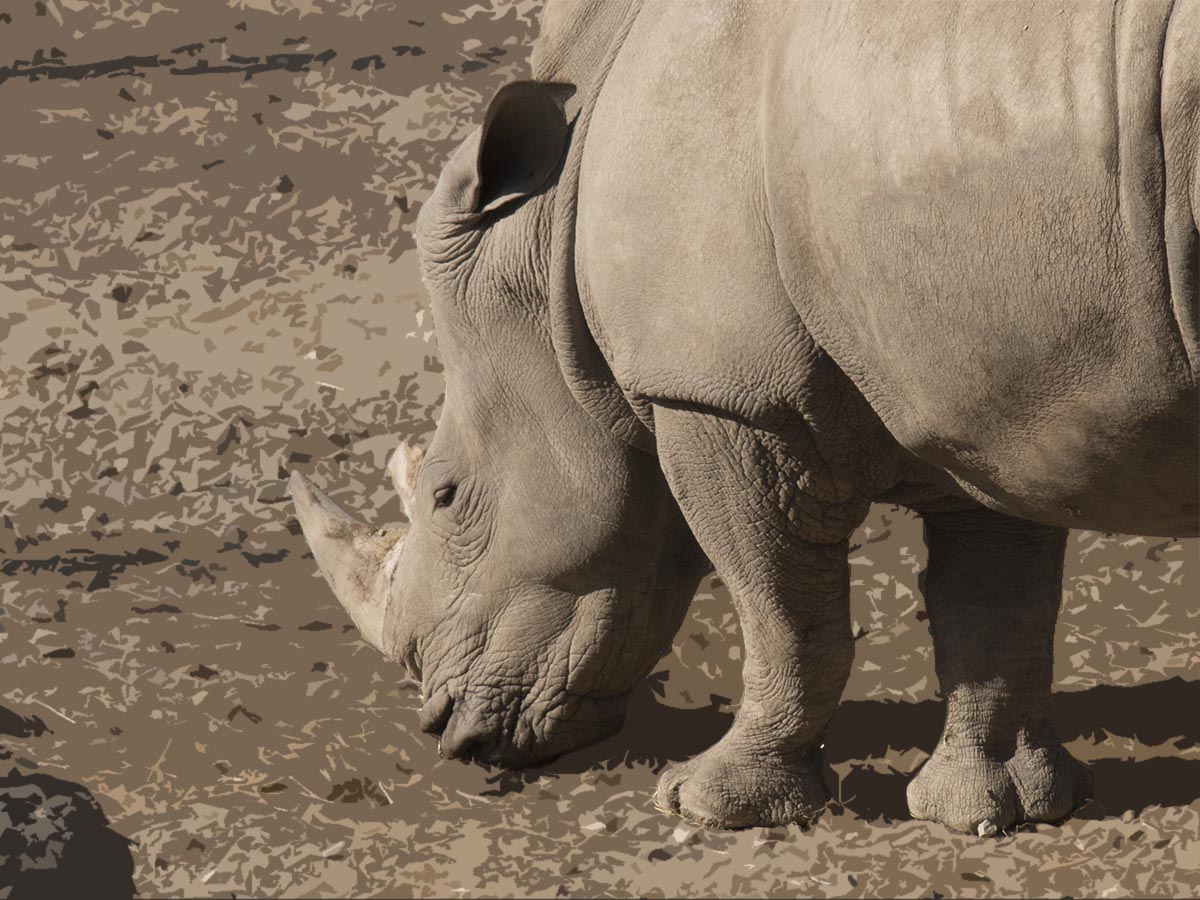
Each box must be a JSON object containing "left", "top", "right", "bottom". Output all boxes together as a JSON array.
[{"left": 446, "top": 80, "right": 576, "bottom": 216}]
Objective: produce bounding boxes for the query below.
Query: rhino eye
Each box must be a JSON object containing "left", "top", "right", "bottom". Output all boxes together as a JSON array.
[{"left": 433, "top": 484, "right": 457, "bottom": 509}]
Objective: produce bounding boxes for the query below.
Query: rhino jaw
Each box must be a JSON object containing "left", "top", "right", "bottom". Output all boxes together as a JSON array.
[{"left": 289, "top": 471, "right": 401, "bottom": 653}]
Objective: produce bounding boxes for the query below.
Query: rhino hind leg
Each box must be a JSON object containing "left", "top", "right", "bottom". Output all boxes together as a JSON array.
[
  {"left": 907, "top": 506, "right": 1093, "bottom": 835},
  {"left": 650, "top": 403, "right": 871, "bottom": 829}
]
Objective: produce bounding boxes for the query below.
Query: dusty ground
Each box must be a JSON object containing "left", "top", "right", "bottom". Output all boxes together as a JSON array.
[{"left": 1, "top": 1, "right": 1198, "bottom": 897}]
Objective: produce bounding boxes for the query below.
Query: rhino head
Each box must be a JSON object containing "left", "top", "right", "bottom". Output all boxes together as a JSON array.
[{"left": 291, "top": 81, "right": 709, "bottom": 767}]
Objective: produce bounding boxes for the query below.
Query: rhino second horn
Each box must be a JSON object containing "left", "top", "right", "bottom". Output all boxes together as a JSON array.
[
  {"left": 289, "top": 471, "right": 399, "bottom": 652},
  {"left": 387, "top": 442, "right": 425, "bottom": 519}
]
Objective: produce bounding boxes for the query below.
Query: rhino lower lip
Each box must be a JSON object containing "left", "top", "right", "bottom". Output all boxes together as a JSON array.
[
  {"left": 438, "top": 706, "right": 499, "bottom": 762},
  {"left": 417, "top": 690, "right": 511, "bottom": 764}
]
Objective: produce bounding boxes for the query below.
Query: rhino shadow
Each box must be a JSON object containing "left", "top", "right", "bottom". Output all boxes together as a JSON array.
[
  {"left": 478, "top": 675, "right": 735, "bottom": 796},
  {"left": 483, "top": 676, "right": 1200, "bottom": 819},
  {"left": 564, "top": 676, "right": 736, "bottom": 774},
  {"left": 0, "top": 768, "right": 136, "bottom": 900}
]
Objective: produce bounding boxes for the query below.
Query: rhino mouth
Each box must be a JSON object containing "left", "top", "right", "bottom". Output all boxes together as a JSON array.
[
  {"left": 417, "top": 688, "right": 627, "bottom": 768},
  {"left": 418, "top": 690, "right": 531, "bottom": 766}
]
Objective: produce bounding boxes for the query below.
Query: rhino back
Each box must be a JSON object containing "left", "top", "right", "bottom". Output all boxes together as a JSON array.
[{"left": 579, "top": 0, "right": 1198, "bottom": 535}]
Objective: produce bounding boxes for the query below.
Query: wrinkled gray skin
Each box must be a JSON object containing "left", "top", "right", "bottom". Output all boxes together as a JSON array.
[
  {"left": 291, "top": 75, "right": 711, "bottom": 768},
  {"left": 292, "top": 0, "right": 1199, "bottom": 836}
]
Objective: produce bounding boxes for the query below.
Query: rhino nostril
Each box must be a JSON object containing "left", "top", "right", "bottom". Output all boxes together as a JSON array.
[{"left": 418, "top": 691, "right": 454, "bottom": 735}]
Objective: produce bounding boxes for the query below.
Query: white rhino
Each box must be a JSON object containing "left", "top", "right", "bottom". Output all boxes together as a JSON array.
[{"left": 291, "top": 0, "right": 1198, "bottom": 835}]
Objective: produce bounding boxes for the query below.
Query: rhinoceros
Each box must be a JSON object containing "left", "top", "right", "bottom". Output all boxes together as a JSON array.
[{"left": 290, "top": 0, "right": 1199, "bottom": 835}]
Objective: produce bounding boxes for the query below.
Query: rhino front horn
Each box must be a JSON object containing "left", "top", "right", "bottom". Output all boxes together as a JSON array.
[{"left": 289, "top": 471, "right": 401, "bottom": 652}]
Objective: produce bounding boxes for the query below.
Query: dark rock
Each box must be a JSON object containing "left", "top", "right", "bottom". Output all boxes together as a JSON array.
[{"left": 0, "top": 769, "right": 134, "bottom": 900}]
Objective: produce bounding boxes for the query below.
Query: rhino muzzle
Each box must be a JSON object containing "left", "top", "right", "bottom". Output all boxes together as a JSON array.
[{"left": 289, "top": 471, "right": 403, "bottom": 652}]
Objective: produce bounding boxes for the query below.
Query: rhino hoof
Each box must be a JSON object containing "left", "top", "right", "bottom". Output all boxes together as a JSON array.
[
  {"left": 908, "top": 742, "right": 1093, "bottom": 835},
  {"left": 654, "top": 740, "right": 829, "bottom": 830}
]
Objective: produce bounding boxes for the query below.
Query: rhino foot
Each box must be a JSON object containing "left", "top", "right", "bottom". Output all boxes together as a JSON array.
[
  {"left": 653, "top": 737, "right": 829, "bottom": 829},
  {"left": 907, "top": 742, "right": 1093, "bottom": 835}
]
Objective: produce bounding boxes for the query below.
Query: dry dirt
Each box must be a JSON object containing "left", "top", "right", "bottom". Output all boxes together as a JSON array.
[{"left": 1, "top": 2, "right": 1198, "bottom": 897}]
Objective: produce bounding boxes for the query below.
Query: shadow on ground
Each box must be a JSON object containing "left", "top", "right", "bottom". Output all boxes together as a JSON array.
[
  {"left": 0, "top": 705, "right": 49, "bottom": 741},
  {"left": 482, "top": 677, "right": 1200, "bottom": 824}
]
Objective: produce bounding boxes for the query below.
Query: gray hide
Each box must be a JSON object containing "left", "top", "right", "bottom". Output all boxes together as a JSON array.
[{"left": 294, "top": 0, "right": 1198, "bottom": 836}]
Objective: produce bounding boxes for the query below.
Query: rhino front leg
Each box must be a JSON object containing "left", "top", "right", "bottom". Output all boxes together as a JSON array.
[
  {"left": 907, "top": 506, "right": 1093, "bottom": 834},
  {"left": 650, "top": 403, "right": 870, "bottom": 828}
]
